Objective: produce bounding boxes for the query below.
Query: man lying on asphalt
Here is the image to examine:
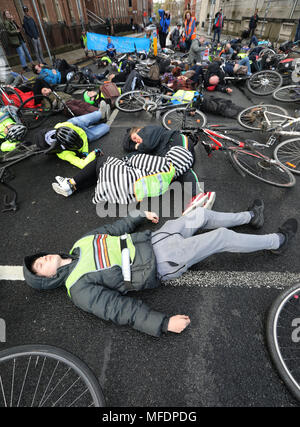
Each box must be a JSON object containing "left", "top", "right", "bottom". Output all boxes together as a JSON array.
[{"left": 23, "top": 201, "right": 297, "bottom": 337}]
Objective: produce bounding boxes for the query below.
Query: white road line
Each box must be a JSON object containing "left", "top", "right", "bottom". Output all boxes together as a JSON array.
[
  {"left": 107, "top": 108, "right": 119, "bottom": 126},
  {"left": 1, "top": 266, "right": 299, "bottom": 289}
]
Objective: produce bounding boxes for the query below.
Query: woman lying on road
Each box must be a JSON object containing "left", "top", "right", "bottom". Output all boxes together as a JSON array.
[{"left": 23, "top": 202, "right": 297, "bottom": 337}]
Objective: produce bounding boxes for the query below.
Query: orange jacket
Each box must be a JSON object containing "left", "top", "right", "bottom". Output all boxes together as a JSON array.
[{"left": 184, "top": 16, "right": 196, "bottom": 41}]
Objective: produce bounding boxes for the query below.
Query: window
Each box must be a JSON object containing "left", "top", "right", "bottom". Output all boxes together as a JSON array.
[
  {"left": 129, "top": 0, "right": 132, "bottom": 7},
  {"left": 37, "top": 0, "right": 49, "bottom": 23},
  {"left": 54, "top": 0, "right": 64, "bottom": 22}
]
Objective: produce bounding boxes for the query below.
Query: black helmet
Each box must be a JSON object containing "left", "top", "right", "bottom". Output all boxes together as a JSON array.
[
  {"left": 55, "top": 127, "right": 83, "bottom": 151},
  {"left": 6, "top": 124, "right": 27, "bottom": 142}
]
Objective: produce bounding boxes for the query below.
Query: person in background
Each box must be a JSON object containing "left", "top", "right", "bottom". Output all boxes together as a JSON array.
[
  {"left": 170, "top": 23, "right": 182, "bottom": 50},
  {"left": 294, "top": 18, "right": 300, "bottom": 43},
  {"left": 22, "top": 5, "right": 46, "bottom": 65},
  {"left": 184, "top": 11, "right": 197, "bottom": 51},
  {"left": 106, "top": 36, "right": 116, "bottom": 58},
  {"left": 3, "top": 10, "right": 33, "bottom": 72},
  {"left": 213, "top": 8, "right": 224, "bottom": 44},
  {"left": 80, "top": 30, "right": 89, "bottom": 57},
  {"left": 158, "top": 9, "right": 171, "bottom": 49},
  {"left": 249, "top": 9, "right": 259, "bottom": 39}
]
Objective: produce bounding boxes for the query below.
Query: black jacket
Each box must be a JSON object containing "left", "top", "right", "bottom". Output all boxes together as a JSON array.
[
  {"left": 23, "top": 15, "right": 39, "bottom": 39},
  {"left": 23, "top": 211, "right": 169, "bottom": 337}
]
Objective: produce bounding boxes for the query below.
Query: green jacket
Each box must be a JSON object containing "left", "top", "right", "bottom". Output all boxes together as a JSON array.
[
  {"left": 54, "top": 121, "right": 96, "bottom": 169},
  {"left": 4, "top": 19, "right": 23, "bottom": 47},
  {"left": 23, "top": 211, "right": 169, "bottom": 337}
]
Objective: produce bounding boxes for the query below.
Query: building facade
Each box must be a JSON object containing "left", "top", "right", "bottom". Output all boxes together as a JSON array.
[{"left": 0, "top": 0, "right": 153, "bottom": 62}]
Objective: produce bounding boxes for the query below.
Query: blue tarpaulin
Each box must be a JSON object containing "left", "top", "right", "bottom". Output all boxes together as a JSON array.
[{"left": 86, "top": 32, "right": 150, "bottom": 53}]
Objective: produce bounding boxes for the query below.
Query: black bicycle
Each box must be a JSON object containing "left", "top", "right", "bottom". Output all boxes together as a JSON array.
[
  {"left": 266, "top": 283, "right": 300, "bottom": 403},
  {"left": 0, "top": 345, "right": 105, "bottom": 407}
]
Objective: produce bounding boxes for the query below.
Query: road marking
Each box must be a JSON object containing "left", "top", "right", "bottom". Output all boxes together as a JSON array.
[
  {"left": 107, "top": 108, "right": 119, "bottom": 126},
  {"left": 1, "top": 266, "right": 299, "bottom": 289}
]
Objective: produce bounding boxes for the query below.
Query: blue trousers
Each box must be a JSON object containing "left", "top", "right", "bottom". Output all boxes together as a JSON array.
[
  {"left": 16, "top": 41, "right": 32, "bottom": 68},
  {"left": 68, "top": 111, "right": 110, "bottom": 142}
]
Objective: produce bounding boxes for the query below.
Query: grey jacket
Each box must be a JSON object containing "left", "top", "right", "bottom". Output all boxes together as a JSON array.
[{"left": 23, "top": 211, "right": 169, "bottom": 337}]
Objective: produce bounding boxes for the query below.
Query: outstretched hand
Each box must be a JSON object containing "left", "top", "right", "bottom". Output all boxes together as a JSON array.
[
  {"left": 167, "top": 315, "right": 191, "bottom": 333},
  {"left": 144, "top": 211, "right": 159, "bottom": 224}
]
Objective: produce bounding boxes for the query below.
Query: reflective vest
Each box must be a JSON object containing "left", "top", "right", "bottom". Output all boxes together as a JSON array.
[
  {"left": 171, "top": 90, "right": 199, "bottom": 105},
  {"left": 185, "top": 17, "right": 196, "bottom": 41},
  {"left": 134, "top": 164, "right": 176, "bottom": 202},
  {"left": 65, "top": 234, "right": 136, "bottom": 297}
]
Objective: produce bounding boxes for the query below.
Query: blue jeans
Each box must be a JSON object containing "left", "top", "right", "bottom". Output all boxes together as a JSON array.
[
  {"left": 16, "top": 42, "right": 32, "bottom": 68},
  {"left": 248, "top": 35, "right": 258, "bottom": 47},
  {"left": 68, "top": 111, "right": 110, "bottom": 142},
  {"left": 239, "top": 57, "right": 252, "bottom": 75}
]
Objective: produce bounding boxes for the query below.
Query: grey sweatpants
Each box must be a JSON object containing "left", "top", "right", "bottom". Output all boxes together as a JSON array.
[{"left": 151, "top": 207, "right": 280, "bottom": 281}]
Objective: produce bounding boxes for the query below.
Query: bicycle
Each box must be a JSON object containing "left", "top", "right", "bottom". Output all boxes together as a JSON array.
[
  {"left": 0, "top": 345, "right": 105, "bottom": 407},
  {"left": 266, "top": 283, "right": 300, "bottom": 403},
  {"left": 181, "top": 127, "right": 295, "bottom": 188},
  {"left": 16, "top": 94, "right": 53, "bottom": 130},
  {"left": 272, "top": 85, "right": 300, "bottom": 103},
  {"left": 115, "top": 87, "right": 207, "bottom": 131}
]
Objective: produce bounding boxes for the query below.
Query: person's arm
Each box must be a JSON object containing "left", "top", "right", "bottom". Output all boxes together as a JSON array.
[
  {"left": 56, "top": 150, "right": 96, "bottom": 169},
  {"left": 70, "top": 280, "right": 169, "bottom": 337},
  {"left": 5, "top": 21, "right": 19, "bottom": 36}
]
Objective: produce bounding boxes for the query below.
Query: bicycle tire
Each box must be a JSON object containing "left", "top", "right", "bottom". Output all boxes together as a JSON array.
[
  {"left": 115, "top": 90, "right": 152, "bottom": 112},
  {"left": 266, "top": 284, "right": 300, "bottom": 402},
  {"left": 273, "top": 138, "right": 300, "bottom": 175},
  {"left": 230, "top": 148, "right": 296, "bottom": 187},
  {"left": 237, "top": 104, "right": 289, "bottom": 131},
  {"left": 17, "top": 95, "right": 53, "bottom": 130},
  {"left": 0, "top": 345, "right": 105, "bottom": 407},
  {"left": 161, "top": 107, "right": 207, "bottom": 131},
  {"left": 0, "top": 86, "right": 23, "bottom": 108},
  {"left": 247, "top": 70, "right": 283, "bottom": 96},
  {"left": 272, "top": 85, "right": 300, "bottom": 102}
]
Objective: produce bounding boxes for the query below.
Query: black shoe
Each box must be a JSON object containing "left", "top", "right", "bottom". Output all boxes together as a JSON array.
[
  {"left": 22, "top": 66, "right": 29, "bottom": 72},
  {"left": 249, "top": 199, "right": 264, "bottom": 229},
  {"left": 271, "top": 218, "right": 298, "bottom": 255}
]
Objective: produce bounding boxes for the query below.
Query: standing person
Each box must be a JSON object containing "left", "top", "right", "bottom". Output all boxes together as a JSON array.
[
  {"left": 22, "top": 5, "right": 46, "bottom": 65},
  {"left": 170, "top": 23, "right": 182, "bottom": 50},
  {"left": 3, "top": 10, "right": 33, "bottom": 72},
  {"left": 213, "top": 8, "right": 224, "bottom": 43},
  {"left": 158, "top": 9, "right": 171, "bottom": 49},
  {"left": 80, "top": 30, "right": 88, "bottom": 57},
  {"left": 184, "top": 11, "right": 197, "bottom": 52},
  {"left": 105, "top": 18, "right": 111, "bottom": 35},
  {"left": 249, "top": 9, "right": 259, "bottom": 39},
  {"left": 24, "top": 204, "right": 298, "bottom": 337}
]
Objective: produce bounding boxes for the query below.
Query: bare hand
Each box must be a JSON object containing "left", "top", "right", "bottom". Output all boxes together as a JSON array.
[
  {"left": 226, "top": 88, "right": 233, "bottom": 94},
  {"left": 144, "top": 211, "right": 159, "bottom": 224},
  {"left": 167, "top": 315, "right": 191, "bottom": 333}
]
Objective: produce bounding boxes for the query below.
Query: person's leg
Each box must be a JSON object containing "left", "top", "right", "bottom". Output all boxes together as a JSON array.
[
  {"left": 152, "top": 206, "right": 253, "bottom": 242},
  {"left": 36, "top": 38, "right": 45, "bottom": 63},
  {"left": 83, "top": 123, "right": 110, "bottom": 142},
  {"left": 68, "top": 111, "right": 102, "bottom": 128},
  {"left": 239, "top": 57, "right": 251, "bottom": 75},
  {"left": 21, "top": 42, "right": 32, "bottom": 64},
  {"left": 16, "top": 45, "right": 27, "bottom": 68}
]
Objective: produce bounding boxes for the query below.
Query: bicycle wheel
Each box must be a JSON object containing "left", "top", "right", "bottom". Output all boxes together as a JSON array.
[
  {"left": 266, "top": 284, "right": 300, "bottom": 402},
  {"left": 230, "top": 148, "right": 296, "bottom": 187},
  {"left": 238, "top": 104, "right": 289, "bottom": 131},
  {"left": 115, "top": 90, "right": 152, "bottom": 112},
  {"left": 17, "top": 95, "right": 53, "bottom": 130},
  {"left": 272, "top": 85, "right": 300, "bottom": 102},
  {"left": 274, "top": 138, "right": 300, "bottom": 175},
  {"left": 247, "top": 70, "right": 283, "bottom": 96},
  {"left": 162, "top": 107, "right": 207, "bottom": 131},
  {"left": 0, "top": 345, "right": 105, "bottom": 407},
  {"left": 0, "top": 86, "right": 23, "bottom": 108},
  {"left": 68, "top": 72, "right": 90, "bottom": 85}
]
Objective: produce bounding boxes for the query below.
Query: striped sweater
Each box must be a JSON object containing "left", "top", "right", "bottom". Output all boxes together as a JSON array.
[{"left": 93, "top": 146, "right": 194, "bottom": 205}]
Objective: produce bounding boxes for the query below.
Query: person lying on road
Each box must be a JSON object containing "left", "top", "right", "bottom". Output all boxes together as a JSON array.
[{"left": 23, "top": 202, "right": 297, "bottom": 337}]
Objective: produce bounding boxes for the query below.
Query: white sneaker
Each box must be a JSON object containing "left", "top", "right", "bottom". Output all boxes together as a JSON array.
[
  {"left": 203, "top": 191, "right": 216, "bottom": 210},
  {"left": 99, "top": 100, "right": 107, "bottom": 119},
  {"left": 52, "top": 176, "right": 74, "bottom": 197}
]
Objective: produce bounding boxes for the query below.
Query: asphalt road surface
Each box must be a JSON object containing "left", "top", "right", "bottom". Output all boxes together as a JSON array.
[{"left": 0, "top": 68, "right": 299, "bottom": 407}]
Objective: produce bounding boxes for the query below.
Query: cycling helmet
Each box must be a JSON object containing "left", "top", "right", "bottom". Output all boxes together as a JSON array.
[
  {"left": 6, "top": 124, "right": 27, "bottom": 142},
  {"left": 83, "top": 90, "right": 95, "bottom": 105},
  {"left": 55, "top": 127, "right": 83, "bottom": 151}
]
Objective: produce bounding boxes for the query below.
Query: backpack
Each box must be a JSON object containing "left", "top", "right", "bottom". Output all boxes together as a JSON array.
[
  {"left": 156, "top": 56, "right": 171, "bottom": 74},
  {"left": 148, "top": 63, "right": 160, "bottom": 80},
  {"left": 99, "top": 82, "right": 121, "bottom": 107},
  {"left": 121, "top": 70, "right": 144, "bottom": 93}
]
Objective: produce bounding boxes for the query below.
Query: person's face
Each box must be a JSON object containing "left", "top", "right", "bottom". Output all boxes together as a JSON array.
[
  {"left": 87, "top": 90, "right": 97, "bottom": 99},
  {"left": 131, "top": 131, "right": 142, "bottom": 145},
  {"left": 5, "top": 11, "right": 12, "bottom": 19},
  {"left": 41, "top": 87, "right": 52, "bottom": 96},
  {"left": 32, "top": 254, "right": 62, "bottom": 277},
  {"left": 35, "top": 65, "right": 42, "bottom": 73},
  {"left": 186, "top": 13, "right": 191, "bottom": 20},
  {"left": 108, "top": 37, "right": 111, "bottom": 43}
]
